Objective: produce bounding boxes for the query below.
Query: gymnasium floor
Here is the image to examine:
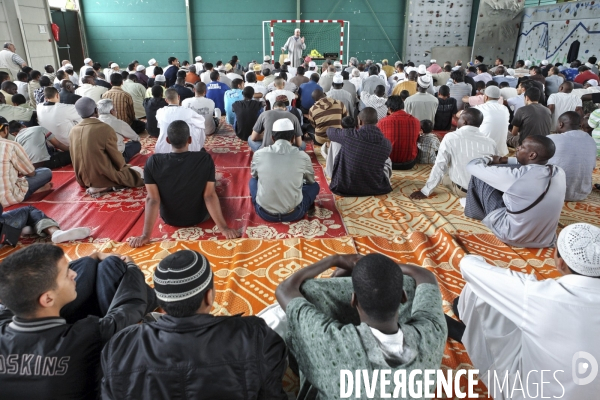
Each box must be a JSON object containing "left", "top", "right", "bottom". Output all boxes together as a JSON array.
[{"left": 3, "top": 120, "right": 600, "bottom": 396}]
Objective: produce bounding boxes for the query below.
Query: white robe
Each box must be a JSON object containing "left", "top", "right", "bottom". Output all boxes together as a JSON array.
[{"left": 282, "top": 36, "right": 306, "bottom": 68}]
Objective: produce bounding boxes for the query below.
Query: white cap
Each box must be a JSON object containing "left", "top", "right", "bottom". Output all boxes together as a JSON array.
[
  {"left": 148, "top": 58, "right": 157, "bottom": 66},
  {"left": 394, "top": 61, "right": 403, "bottom": 67},
  {"left": 430, "top": 59, "right": 436, "bottom": 63},
  {"left": 405, "top": 66, "right": 414, "bottom": 74},
  {"left": 155, "top": 74, "right": 166, "bottom": 82},
  {"left": 111, "top": 63, "right": 118, "bottom": 68},
  {"left": 334, "top": 61, "right": 342, "bottom": 66},
  {"left": 351, "top": 68, "right": 360, "bottom": 77},
  {"left": 507, "top": 68, "right": 515, "bottom": 76},
  {"left": 264, "top": 56, "right": 271, "bottom": 61},
  {"left": 588, "top": 79, "right": 598, "bottom": 87},
  {"left": 136, "top": 64, "right": 145, "bottom": 71},
  {"left": 541, "top": 60, "right": 549, "bottom": 65},
  {"left": 64, "top": 63, "right": 73, "bottom": 69},
  {"left": 195, "top": 56, "right": 202, "bottom": 62},
  {"left": 273, "top": 118, "right": 294, "bottom": 132},
  {"left": 417, "top": 75, "right": 431, "bottom": 88},
  {"left": 586, "top": 62, "right": 594, "bottom": 69},
  {"left": 309, "top": 61, "right": 316, "bottom": 67},
  {"left": 524, "top": 60, "right": 532, "bottom": 67},
  {"left": 557, "top": 223, "right": 600, "bottom": 277},
  {"left": 284, "top": 58, "right": 290, "bottom": 63},
  {"left": 84, "top": 58, "right": 92, "bottom": 64},
  {"left": 484, "top": 86, "right": 501, "bottom": 98},
  {"left": 417, "top": 64, "right": 427, "bottom": 74},
  {"left": 333, "top": 75, "right": 343, "bottom": 84}
]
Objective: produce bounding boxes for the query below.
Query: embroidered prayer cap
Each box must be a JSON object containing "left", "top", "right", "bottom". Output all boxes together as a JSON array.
[
  {"left": 309, "top": 61, "right": 316, "bottom": 67},
  {"left": 148, "top": 58, "right": 157, "bottom": 65},
  {"left": 417, "top": 75, "right": 431, "bottom": 88},
  {"left": 195, "top": 56, "right": 202, "bottom": 62},
  {"left": 74, "top": 97, "right": 97, "bottom": 118},
  {"left": 417, "top": 64, "right": 427, "bottom": 75},
  {"left": 333, "top": 75, "right": 343, "bottom": 84},
  {"left": 153, "top": 250, "right": 213, "bottom": 302},
  {"left": 155, "top": 75, "right": 166, "bottom": 82},
  {"left": 557, "top": 223, "right": 600, "bottom": 277},
  {"left": 136, "top": 65, "right": 145, "bottom": 71},
  {"left": 84, "top": 58, "right": 92, "bottom": 64}
]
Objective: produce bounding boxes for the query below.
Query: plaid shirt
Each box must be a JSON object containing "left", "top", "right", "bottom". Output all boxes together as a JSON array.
[
  {"left": 377, "top": 110, "right": 421, "bottom": 163},
  {"left": 0, "top": 138, "right": 35, "bottom": 207},
  {"left": 327, "top": 125, "right": 392, "bottom": 196},
  {"left": 417, "top": 133, "right": 441, "bottom": 164},
  {"left": 101, "top": 86, "right": 136, "bottom": 125}
]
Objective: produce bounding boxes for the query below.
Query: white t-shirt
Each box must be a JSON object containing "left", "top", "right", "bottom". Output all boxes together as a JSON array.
[
  {"left": 507, "top": 93, "right": 525, "bottom": 113},
  {"left": 265, "top": 89, "right": 295, "bottom": 106},
  {"left": 500, "top": 87, "right": 518, "bottom": 100},
  {"left": 369, "top": 326, "right": 405, "bottom": 365},
  {"left": 547, "top": 92, "right": 582, "bottom": 131},
  {"left": 474, "top": 101, "right": 510, "bottom": 156},
  {"left": 181, "top": 96, "right": 216, "bottom": 135}
]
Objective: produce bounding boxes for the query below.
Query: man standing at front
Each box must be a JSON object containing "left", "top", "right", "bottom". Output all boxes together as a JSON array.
[
  {"left": 250, "top": 118, "right": 319, "bottom": 222},
  {"left": 281, "top": 29, "right": 306, "bottom": 68}
]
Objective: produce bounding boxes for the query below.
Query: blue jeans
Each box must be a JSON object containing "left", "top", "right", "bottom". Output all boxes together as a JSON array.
[
  {"left": 24, "top": 168, "right": 52, "bottom": 199},
  {"left": 60, "top": 256, "right": 158, "bottom": 324},
  {"left": 249, "top": 177, "right": 320, "bottom": 222},
  {"left": 0, "top": 206, "right": 58, "bottom": 236},
  {"left": 123, "top": 141, "right": 142, "bottom": 163}
]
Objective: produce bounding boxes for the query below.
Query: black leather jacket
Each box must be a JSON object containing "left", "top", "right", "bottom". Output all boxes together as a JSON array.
[{"left": 101, "top": 313, "right": 288, "bottom": 399}]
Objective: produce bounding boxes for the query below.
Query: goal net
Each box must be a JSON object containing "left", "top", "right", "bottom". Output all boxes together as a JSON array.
[{"left": 263, "top": 20, "right": 349, "bottom": 64}]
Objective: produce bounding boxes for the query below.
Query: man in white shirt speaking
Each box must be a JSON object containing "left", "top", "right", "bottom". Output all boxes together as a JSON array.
[{"left": 450, "top": 222, "right": 600, "bottom": 400}]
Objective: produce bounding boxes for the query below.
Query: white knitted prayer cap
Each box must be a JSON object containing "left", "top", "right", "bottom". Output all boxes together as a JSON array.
[{"left": 557, "top": 223, "right": 600, "bottom": 277}]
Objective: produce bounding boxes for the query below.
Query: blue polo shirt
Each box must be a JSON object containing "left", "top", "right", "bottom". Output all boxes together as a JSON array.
[
  {"left": 224, "top": 88, "right": 244, "bottom": 124},
  {"left": 298, "top": 80, "right": 322, "bottom": 110},
  {"left": 206, "top": 81, "right": 230, "bottom": 114}
]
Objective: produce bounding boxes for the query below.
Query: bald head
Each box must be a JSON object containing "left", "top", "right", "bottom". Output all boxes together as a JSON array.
[
  {"left": 312, "top": 89, "right": 325, "bottom": 102},
  {"left": 358, "top": 107, "right": 378, "bottom": 125},
  {"left": 556, "top": 111, "right": 581, "bottom": 133},
  {"left": 559, "top": 81, "right": 574, "bottom": 93},
  {"left": 460, "top": 108, "right": 484, "bottom": 128}
]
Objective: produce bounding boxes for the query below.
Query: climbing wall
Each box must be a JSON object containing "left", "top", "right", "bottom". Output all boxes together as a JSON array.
[
  {"left": 405, "top": 0, "right": 472, "bottom": 65},
  {"left": 515, "top": 1, "right": 600, "bottom": 65},
  {"left": 471, "top": 0, "right": 524, "bottom": 67}
]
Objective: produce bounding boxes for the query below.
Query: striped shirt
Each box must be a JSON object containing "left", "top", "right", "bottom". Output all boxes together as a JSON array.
[
  {"left": 447, "top": 82, "right": 472, "bottom": 110},
  {"left": 0, "top": 138, "right": 34, "bottom": 207},
  {"left": 308, "top": 97, "right": 347, "bottom": 140},
  {"left": 101, "top": 86, "right": 136, "bottom": 125}
]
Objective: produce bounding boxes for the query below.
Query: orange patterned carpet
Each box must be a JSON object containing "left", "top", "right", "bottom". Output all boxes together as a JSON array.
[{"left": 3, "top": 119, "right": 600, "bottom": 398}]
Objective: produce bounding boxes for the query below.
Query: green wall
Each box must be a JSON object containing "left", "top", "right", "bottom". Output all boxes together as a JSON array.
[{"left": 81, "top": 0, "right": 406, "bottom": 68}]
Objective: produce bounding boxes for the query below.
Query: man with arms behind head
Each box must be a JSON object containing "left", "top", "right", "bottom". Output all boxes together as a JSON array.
[
  {"left": 548, "top": 111, "right": 596, "bottom": 201},
  {"left": 155, "top": 88, "right": 205, "bottom": 154},
  {"left": 129, "top": 121, "right": 238, "bottom": 247},
  {"left": 0, "top": 244, "right": 157, "bottom": 399},
  {"left": 449, "top": 223, "right": 600, "bottom": 399},
  {"left": 102, "top": 249, "right": 286, "bottom": 398},
  {"left": 274, "top": 252, "right": 446, "bottom": 399},
  {"left": 464, "top": 135, "right": 566, "bottom": 248},
  {"left": 411, "top": 108, "right": 498, "bottom": 200}
]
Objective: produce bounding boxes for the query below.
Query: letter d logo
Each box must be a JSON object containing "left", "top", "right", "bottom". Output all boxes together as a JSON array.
[{"left": 572, "top": 351, "right": 598, "bottom": 386}]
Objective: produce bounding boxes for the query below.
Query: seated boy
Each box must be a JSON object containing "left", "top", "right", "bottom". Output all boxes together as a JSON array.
[
  {"left": 416, "top": 119, "right": 441, "bottom": 164},
  {"left": 273, "top": 253, "right": 447, "bottom": 398},
  {"left": 0, "top": 244, "right": 157, "bottom": 399}
]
